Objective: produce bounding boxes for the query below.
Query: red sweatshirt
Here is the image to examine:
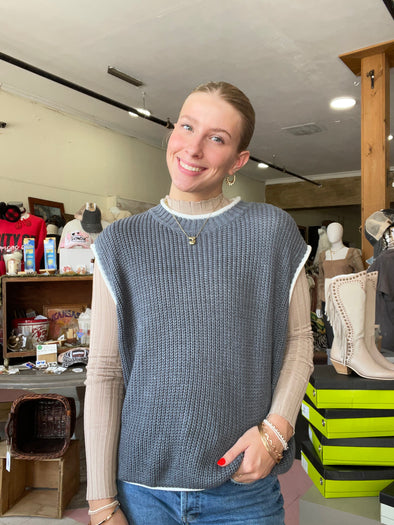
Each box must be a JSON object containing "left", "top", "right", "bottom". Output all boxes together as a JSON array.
[{"left": 0, "top": 214, "right": 47, "bottom": 275}]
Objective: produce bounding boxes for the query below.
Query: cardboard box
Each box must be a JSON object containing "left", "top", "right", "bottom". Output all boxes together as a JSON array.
[
  {"left": 302, "top": 396, "right": 394, "bottom": 439},
  {"left": 306, "top": 365, "right": 394, "bottom": 410},
  {"left": 0, "top": 439, "right": 80, "bottom": 518},
  {"left": 301, "top": 440, "right": 394, "bottom": 499},
  {"left": 308, "top": 424, "right": 394, "bottom": 466},
  {"left": 59, "top": 248, "right": 93, "bottom": 274}
]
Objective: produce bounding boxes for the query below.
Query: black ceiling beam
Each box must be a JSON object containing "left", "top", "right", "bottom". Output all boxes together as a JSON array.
[{"left": 1, "top": 52, "right": 321, "bottom": 186}]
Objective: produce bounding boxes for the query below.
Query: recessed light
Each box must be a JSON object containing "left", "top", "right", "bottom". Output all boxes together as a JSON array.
[
  {"left": 258, "top": 162, "right": 269, "bottom": 169},
  {"left": 330, "top": 97, "right": 356, "bottom": 110}
]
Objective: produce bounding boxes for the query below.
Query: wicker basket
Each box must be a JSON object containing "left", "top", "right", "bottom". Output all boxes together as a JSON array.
[{"left": 5, "top": 393, "right": 76, "bottom": 460}]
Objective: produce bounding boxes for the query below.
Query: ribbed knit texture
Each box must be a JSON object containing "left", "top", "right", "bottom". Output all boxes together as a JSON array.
[{"left": 94, "top": 200, "right": 308, "bottom": 489}]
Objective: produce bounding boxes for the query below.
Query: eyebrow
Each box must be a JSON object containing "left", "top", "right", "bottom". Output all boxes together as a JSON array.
[{"left": 180, "top": 115, "right": 232, "bottom": 139}]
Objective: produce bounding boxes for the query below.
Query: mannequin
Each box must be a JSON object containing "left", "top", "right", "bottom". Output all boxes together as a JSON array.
[
  {"left": 313, "top": 226, "right": 330, "bottom": 266},
  {"left": 59, "top": 202, "right": 109, "bottom": 250},
  {"left": 317, "top": 222, "right": 364, "bottom": 352},
  {"left": 0, "top": 202, "right": 46, "bottom": 275}
]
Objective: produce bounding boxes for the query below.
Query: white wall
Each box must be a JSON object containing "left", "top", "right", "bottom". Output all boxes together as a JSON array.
[{"left": 1, "top": 91, "right": 265, "bottom": 215}]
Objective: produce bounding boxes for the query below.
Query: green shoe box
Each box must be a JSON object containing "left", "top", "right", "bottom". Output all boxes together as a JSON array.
[
  {"left": 306, "top": 365, "right": 394, "bottom": 410},
  {"left": 301, "top": 395, "right": 394, "bottom": 439},
  {"left": 301, "top": 440, "right": 394, "bottom": 499},
  {"left": 308, "top": 424, "right": 394, "bottom": 466},
  {"left": 380, "top": 481, "right": 394, "bottom": 524}
]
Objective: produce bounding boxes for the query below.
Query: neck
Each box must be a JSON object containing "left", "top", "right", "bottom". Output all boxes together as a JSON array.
[
  {"left": 330, "top": 241, "right": 345, "bottom": 252},
  {"left": 168, "top": 184, "right": 225, "bottom": 203}
]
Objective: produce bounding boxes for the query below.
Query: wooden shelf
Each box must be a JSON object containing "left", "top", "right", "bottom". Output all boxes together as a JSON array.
[{"left": 1, "top": 275, "right": 92, "bottom": 362}]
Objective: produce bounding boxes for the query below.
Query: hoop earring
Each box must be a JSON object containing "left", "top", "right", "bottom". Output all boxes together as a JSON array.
[{"left": 225, "top": 174, "right": 236, "bottom": 186}]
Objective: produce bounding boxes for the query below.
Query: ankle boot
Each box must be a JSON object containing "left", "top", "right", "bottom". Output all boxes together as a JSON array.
[
  {"left": 326, "top": 271, "right": 394, "bottom": 380},
  {"left": 365, "top": 271, "right": 394, "bottom": 371}
]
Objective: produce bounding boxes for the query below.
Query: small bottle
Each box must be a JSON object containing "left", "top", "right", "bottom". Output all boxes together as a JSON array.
[{"left": 90, "top": 258, "right": 95, "bottom": 274}]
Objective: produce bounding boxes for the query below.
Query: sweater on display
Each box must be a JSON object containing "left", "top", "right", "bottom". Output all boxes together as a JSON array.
[
  {"left": 368, "top": 249, "right": 394, "bottom": 352},
  {"left": 317, "top": 248, "right": 364, "bottom": 309},
  {"left": 93, "top": 199, "right": 310, "bottom": 490},
  {"left": 0, "top": 214, "right": 46, "bottom": 275}
]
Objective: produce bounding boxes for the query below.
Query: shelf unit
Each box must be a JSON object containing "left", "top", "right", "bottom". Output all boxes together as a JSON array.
[{"left": 1, "top": 275, "right": 93, "bottom": 365}]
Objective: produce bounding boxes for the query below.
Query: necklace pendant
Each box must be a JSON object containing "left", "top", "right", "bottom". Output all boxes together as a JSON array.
[{"left": 188, "top": 236, "right": 196, "bottom": 245}]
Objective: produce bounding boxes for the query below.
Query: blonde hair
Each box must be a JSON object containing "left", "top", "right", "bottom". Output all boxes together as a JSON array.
[{"left": 192, "top": 81, "right": 255, "bottom": 152}]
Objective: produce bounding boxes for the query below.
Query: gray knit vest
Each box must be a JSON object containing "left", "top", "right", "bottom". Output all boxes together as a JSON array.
[{"left": 94, "top": 200, "right": 308, "bottom": 489}]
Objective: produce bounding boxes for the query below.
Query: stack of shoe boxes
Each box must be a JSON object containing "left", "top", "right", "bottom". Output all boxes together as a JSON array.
[{"left": 300, "top": 365, "right": 394, "bottom": 500}]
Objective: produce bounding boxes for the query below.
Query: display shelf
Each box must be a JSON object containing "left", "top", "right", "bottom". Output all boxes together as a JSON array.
[{"left": 1, "top": 275, "right": 92, "bottom": 364}]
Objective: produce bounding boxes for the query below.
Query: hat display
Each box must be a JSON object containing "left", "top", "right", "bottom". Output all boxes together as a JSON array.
[
  {"left": 81, "top": 207, "right": 102, "bottom": 233},
  {"left": 364, "top": 209, "right": 394, "bottom": 258}
]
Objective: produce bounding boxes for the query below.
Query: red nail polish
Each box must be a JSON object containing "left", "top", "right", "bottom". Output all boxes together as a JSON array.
[{"left": 217, "top": 457, "right": 226, "bottom": 466}]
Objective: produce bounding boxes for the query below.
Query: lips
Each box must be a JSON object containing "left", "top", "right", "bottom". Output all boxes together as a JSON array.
[{"left": 178, "top": 158, "right": 206, "bottom": 175}]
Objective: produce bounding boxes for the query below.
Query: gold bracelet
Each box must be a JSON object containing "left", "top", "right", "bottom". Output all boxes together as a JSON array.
[
  {"left": 89, "top": 503, "right": 120, "bottom": 525},
  {"left": 258, "top": 422, "right": 283, "bottom": 464}
]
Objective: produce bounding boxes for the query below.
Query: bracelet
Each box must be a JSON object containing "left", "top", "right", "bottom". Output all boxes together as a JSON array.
[
  {"left": 88, "top": 500, "right": 119, "bottom": 515},
  {"left": 263, "top": 419, "right": 289, "bottom": 451},
  {"left": 89, "top": 504, "right": 120, "bottom": 525},
  {"left": 258, "top": 422, "right": 283, "bottom": 464}
]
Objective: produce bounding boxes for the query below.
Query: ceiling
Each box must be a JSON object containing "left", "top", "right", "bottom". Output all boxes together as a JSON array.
[{"left": 0, "top": 0, "right": 393, "bottom": 184}]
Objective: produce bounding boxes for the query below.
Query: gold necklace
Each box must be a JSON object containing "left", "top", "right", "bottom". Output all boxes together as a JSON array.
[{"left": 164, "top": 197, "right": 224, "bottom": 246}]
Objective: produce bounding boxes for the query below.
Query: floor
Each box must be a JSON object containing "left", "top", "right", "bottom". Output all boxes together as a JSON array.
[{"left": 0, "top": 459, "right": 313, "bottom": 525}]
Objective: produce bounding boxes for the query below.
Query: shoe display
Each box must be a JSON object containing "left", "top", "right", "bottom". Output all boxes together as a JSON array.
[{"left": 326, "top": 271, "right": 394, "bottom": 380}]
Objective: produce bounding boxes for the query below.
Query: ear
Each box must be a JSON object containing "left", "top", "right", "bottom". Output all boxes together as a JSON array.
[{"left": 229, "top": 150, "right": 250, "bottom": 175}]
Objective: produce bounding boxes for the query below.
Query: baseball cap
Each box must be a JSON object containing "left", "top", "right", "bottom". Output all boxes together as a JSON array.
[
  {"left": 81, "top": 207, "right": 102, "bottom": 233},
  {"left": 364, "top": 209, "right": 394, "bottom": 258}
]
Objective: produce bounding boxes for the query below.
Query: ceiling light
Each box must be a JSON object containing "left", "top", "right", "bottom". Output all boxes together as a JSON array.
[
  {"left": 258, "top": 162, "right": 269, "bottom": 169},
  {"left": 137, "top": 91, "right": 151, "bottom": 118},
  {"left": 107, "top": 66, "right": 144, "bottom": 88},
  {"left": 128, "top": 111, "right": 138, "bottom": 118},
  {"left": 137, "top": 108, "right": 151, "bottom": 117},
  {"left": 388, "top": 134, "right": 393, "bottom": 141},
  {"left": 330, "top": 97, "right": 356, "bottom": 110}
]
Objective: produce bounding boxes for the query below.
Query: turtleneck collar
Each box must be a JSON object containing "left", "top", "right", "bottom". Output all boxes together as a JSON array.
[{"left": 164, "top": 193, "right": 231, "bottom": 216}]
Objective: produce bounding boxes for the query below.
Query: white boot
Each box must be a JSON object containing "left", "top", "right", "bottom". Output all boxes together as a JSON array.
[
  {"left": 365, "top": 271, "right": 394, "bottom": 371},
  {"left": 326, "top": 271, "right": 394, "bottom": 380}
]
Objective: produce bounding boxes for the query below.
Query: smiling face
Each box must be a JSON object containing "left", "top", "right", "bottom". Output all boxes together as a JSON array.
[{"left": 166, "top": 92, "right": 250, "bottom": 201}]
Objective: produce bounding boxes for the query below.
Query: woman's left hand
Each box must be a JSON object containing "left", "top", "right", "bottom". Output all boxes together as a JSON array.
[{"left": 218, "top": 426, "right": 276, "bottom": 484}]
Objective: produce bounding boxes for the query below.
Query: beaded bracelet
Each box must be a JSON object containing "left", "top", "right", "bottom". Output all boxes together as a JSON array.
[
  {"left": 88, "top": 500, "right": 119, "bottom": 516},
  {"left": 257, "top": 422, "right": 283, "bottom": 464},
  {"left": 263, "top": 419, "right": 289, "bottom": 451},
  {"left": 89, "top": 503, "right": 120, "bottom": 525}
]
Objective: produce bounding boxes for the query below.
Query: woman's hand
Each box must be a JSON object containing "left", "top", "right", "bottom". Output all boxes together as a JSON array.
[{"left": 218, "top": 426, "right": 276, "bottom": 483}]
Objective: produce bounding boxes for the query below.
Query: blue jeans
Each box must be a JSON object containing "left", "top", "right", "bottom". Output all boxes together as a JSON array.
[{"left": 117, "top": 475, "right": 285, "bottom": 524}]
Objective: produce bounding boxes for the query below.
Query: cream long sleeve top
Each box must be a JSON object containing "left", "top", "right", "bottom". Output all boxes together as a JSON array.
[{"left": 84, "top": 195, "right": 314, "bottom": 499}]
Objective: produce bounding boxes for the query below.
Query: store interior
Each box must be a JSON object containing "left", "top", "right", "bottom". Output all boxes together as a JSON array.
[{"left": 1, "top": 1, "right": 394, "bottom": 524}]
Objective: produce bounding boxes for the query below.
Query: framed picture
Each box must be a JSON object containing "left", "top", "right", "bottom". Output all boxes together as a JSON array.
[
  {"left": 43, "top": 304, "right": 86, "bottom": 340},
  {"left": 28, "top": 197, "right": 65, "bottom": 223}
]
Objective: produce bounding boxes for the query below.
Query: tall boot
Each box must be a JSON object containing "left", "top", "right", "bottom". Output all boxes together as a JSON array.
[
  {"left": 326, "top": 271, "right": 394, "bottom": 380},
  {"left": 365, "top": 271, "right": 394, "bottom": 370}
]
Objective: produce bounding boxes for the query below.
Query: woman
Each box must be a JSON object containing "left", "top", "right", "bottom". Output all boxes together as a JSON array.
[{"left": 85, "top": 82, "right": 313, "bottom": 525}]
